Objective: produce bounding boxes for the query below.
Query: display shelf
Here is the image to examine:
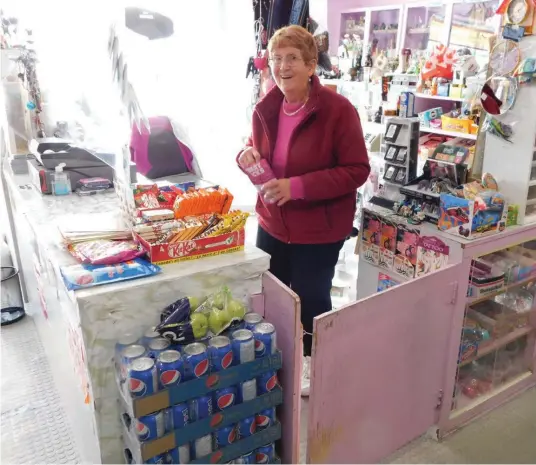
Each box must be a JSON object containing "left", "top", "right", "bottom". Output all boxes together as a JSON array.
[
  {"left": 466, "top": 275, "right": 536, "bottom": 306},
  {"left": 408, "top": 27, "right": 430, "bottom": 34},
  {"left": 415, "top": 93, "right": 465, "bottom": 102},
  {"left": 458, "top": 326, "right": 534, "bottom": 368},
  {"left": 451, "top": 371, "right": 533, "bottom": 417},
  {"left": 372, "top": 29, "right": 398, "bottom": 34},
  {"left": 419, "top": 126, "right": 477, "bottom": 140}
]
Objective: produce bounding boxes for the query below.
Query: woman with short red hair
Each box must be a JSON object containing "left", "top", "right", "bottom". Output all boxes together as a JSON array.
[{"left": 238, "top": 25, "right": 370, "bottom": 396}]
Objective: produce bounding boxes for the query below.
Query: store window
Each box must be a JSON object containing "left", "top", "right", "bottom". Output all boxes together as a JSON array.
[{"left": 449, "top": 1, "right": 501, "bottom": 70}]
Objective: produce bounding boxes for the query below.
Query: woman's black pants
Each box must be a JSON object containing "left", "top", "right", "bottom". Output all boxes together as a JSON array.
[{"left": 256, "top": 226, "right": 344, "bottom": 356}]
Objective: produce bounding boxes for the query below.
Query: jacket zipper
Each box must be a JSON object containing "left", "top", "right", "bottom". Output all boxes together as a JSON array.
[{"left": 256, "top": 109, "right": 291, "bottom": 243}]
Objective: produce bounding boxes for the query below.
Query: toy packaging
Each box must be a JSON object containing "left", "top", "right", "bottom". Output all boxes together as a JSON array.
[
  {"left": 377, "top": 273, "right": 400, "bottom": 292},
  {"left": 415, "top": 236, "right": 450, "bottom": 277},
  {"left": 438, "top": 192, "right": 507, "bottom": 240}
]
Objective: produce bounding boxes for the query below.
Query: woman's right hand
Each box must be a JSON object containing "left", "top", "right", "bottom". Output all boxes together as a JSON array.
[{"left": 238, "top": 146, "right": 261, "bottom": 168}]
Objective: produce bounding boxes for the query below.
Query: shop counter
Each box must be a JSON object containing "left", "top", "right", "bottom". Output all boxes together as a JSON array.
[{"left": 2, "top": 165, "right": 274, "bottom": 463}]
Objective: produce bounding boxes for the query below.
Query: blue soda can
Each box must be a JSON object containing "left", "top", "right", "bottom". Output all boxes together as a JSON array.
[
  {"left": 188, "top": 395, "right": 213, "bottom": 422},
  {"left": 145, "top": 453, "right": 166, "bottom": 464},
  {"left": 243, "top": 312, "right": 263, "bottom": 331},
  {"left": 156, "top": 350, "right": 184, "bottom": 390},
  {"left": 128, "top": 356, "right": 158, "bottom": 398},
  {"left": 253, "top": 322, "right": 277, "bottom": 358},
  {"left": 255, "top": 443, "right": 275, "bottom": 464},
  {"left": 257, "top": 370, "right": 278, "bottom": 395},
  {"left": 133, "top": 410, "right": 165, "bottom": 441},
  {"left": 165, "top": 402, "right": 189, "bottom": 431},
  {"left": 236, "top": 379, "right": 257, "bottom": 404},
  {"left": 234, "top": 451, "right": 255, "bottom": 464},
  {"left": 148, "top": 337, "right": 171, "bottom": 359},
  {"left": 115, "top": 333, "right": 140, "bottom": 358},
  {"left": 166, "top": 445, "right": 190, "bottom": 464},
  {"left": 208, "top": 336, "right": 234, "bottom": 371},
  {"left": 256, "top": 407, "right": 276, "bottom": 431},
  {"left": 237, "top": 415, "right": 256, "bottom": 439},
  {"left": 140, "top": 326, "right": 161, "bottom": 347},
  {"left": 231, "top": 329, "right": 255, "bottom": 364},
  {"left": 191, "top": 434, "right": 213, "bottom": 460},
  {"left": 183, "top": 342, "right": 209, "bottom": 380},
  {"left": 120, "top": 344, "right": 146, "bottom": 381},
  {"left": 213, "top": 385, "right": 237, "bottom": 411},
  {"left": 214, "top": 423, "right": 237, "bottom": 449}
]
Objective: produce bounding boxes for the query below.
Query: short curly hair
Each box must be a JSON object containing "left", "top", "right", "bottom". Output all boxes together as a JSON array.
[{"left": 268, "top": 25, "right": 318, "bottom": 63}]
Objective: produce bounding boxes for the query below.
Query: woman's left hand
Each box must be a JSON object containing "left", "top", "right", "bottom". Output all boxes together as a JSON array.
[{"left": 262, "top": 179, "right": 291, "bottom": 207}]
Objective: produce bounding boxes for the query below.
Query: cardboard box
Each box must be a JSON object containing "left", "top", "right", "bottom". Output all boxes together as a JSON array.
[
  {"left": 418, "top": 107, "right": 443, "bottom": 127},
  {"left": 134, "top": 229, "right": 246, "bottom": 265},
  {"left": 441, "top": 115, "right": 472, "bottom": 134},
  {"left": 438, "top": 193, "right": 508, "bottom": 240}
]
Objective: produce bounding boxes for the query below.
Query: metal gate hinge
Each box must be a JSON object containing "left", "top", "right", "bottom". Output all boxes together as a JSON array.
[
  {"left": 435, "top": 389, "right": 444, "bottom": 409},
  {"left": 450, "top": 282, "right": 459, "bottom": 304}
]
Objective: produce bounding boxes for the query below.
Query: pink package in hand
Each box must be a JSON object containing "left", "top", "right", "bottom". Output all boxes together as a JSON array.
[{"left": 244, "top": 159, "right": 276, "bottom": 190}]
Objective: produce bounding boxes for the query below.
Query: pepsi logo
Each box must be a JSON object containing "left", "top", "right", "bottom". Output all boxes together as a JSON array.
[
  {"left": 206, "top": 374, "right": 219, "bottom": 388},
  {"left": 129, "top": 378, "right": 147, "bottom": 396},
  {"left": 256, "top": 453, "right": 269, "bottom": 464},
  {"left": 160, "top": 369, "right": 181, "bottom": 386},
  {"left": 210, "top": 413, "right": 224, "bottom": 428},
  {"left": 256, "top": 415, "right": 270, "bottom": 428},
  {"left": 194, "top": 359, "right": 209, "bottom": 378},
  {"left": 249, "top": 420, "right": 256, "bottom": 435},
  {"left": 254, "top": 340, "right": 266, "bottom": 356},
  {"left": 217, "top": 393, "right": 235, "bottom": 410},
  {"left": 135, "top": 420, "right": 149, "bottom": 439},
  {"left": 221, "top": 351, "right": 233, "bottom": 369},
  {"left": 228, "top": 428, "right": 237, "bottom": 443},
  {"left": 210, "top": 451, "right": 223, "bottom": 464},
  {"left": 265, "top": 374, "right": 277, "bottom": 391}
]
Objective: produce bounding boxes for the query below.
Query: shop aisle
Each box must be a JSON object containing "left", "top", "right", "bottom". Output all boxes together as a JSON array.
[
  {"left": 299, "top": 391, "right": 536, "bottom": 463},
  {"left": 1, "top": 315, "right": 82, "bottom": 464}
]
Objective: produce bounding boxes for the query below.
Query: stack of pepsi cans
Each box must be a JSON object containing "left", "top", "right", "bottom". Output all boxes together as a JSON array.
[{"left": 116, "top": 312, "right": 281, "bottom": 464}]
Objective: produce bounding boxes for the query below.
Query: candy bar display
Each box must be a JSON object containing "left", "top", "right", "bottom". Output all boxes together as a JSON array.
[{"left": 116, "top": 287, "right": 282, "bottom": 464}]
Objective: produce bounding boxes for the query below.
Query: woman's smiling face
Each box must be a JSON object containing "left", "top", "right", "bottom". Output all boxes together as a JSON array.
[{"left": 270, "top": 47, "right": 315, "bottom": 98}]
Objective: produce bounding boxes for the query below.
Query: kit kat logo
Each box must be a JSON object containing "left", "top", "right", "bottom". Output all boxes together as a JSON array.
[{"left": 168, "top": 241, "right": 197, "bottom": 258}]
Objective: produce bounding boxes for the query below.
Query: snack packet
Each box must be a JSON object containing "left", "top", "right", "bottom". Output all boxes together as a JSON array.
[
  {"left": 60, "top": 258, "right": 161, "bottom": 290},
  {"left": 68, "top": 240, "right": 144, "bottom": 265},
  {"left": 244, "top": 159, "right": 276, "bottom": 190}
]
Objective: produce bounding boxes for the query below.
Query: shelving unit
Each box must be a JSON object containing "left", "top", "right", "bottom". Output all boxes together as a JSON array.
[
  {"left": 415, "top": 93, "right": 465, "bottom": 102},
  {"left": 419, "top": 126, "right": 477, "bottom": 140}
]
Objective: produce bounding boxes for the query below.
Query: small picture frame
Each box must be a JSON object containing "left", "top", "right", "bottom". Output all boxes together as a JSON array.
[
  {"left": 395, "top": 168, "right": 406, "bottom": 183},
  {"left": 384, "top": 165, "right": 398, "bottom": 181},
  {"left": 385, "top": 146, "right": 398, "bottom": 161},
  {"left": 396, "top": 147, "right": 407, "bottom": 163},
  {"left": 384, "top": 123, "right": 402, "bottom": 142}
]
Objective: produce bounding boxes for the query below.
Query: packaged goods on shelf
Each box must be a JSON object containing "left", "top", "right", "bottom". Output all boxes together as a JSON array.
[{"left": 116, "top": 296, "right": 282, "bottom": 465}]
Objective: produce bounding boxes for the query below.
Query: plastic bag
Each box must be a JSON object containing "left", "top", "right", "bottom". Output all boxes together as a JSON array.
[
  {"left": 60, "top": 258, "right": 161, "bottom": 290},
  {"left": 68, "top": 240, "right": 144, "bottom": 265},
  {"left": 156, "top": 287, "right": 247, "bottom": 346},
  {"left": 482, "top": 115, "right": 515, "bottom": 142}
]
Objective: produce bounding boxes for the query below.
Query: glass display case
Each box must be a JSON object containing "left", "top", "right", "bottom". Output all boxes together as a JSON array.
[
  {"left": 452, "top": 240, "right": 536, "bottom": 413},
  {"left": 340, "top": 11, "right": 366, "bottom": 41},
  {"left": 368, "top": 8, "right": 401, "bottom": 59},
  {"left": 404, "top": 4, "right": 447, "bottom": 54}
]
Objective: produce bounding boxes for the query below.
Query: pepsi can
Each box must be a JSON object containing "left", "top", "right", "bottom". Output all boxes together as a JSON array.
[
  {"left": 253, "top": 323, "right": 277, "bottom": 358},
  {"left": 133, "top": 410, "right": 165, "bottom": 441},
  {"left": 115, "top": 333, "right": 140, "bottom": 358},
  {"left": 243, "top": 312, "right": 263, "bottom": 331},
  {"left": 214, "top": 386, "right": 237, "bottom": 411},
  {"left": 231, "top": 329, "right": 255, "bottom": 364},
  {"left": 165, "top": 402, "right": 189, "bottom": 431},
  {"left": 234, "top": 452, "right": 255, "bottom": 464},
  {"left": 256, "top": 443, "right": 275, "bottom": 464},
  {"left": 157, "top": 350, "right": 184, "bottom": 390},
  {"left": 183, "top": 342, "right": 209, "bottom": 380},
  {"left": 166, "top": 445, "right": 190, "bottom": 464},
  {"left": 257, "top": 370, "right": 278, "bottom": 395},
  {"left": 192, "top": 434, "right": 213, "bottom": 460},
  {"left": 145, "top": 453, "right": 166, "bottom": 464},
  {"left": 188, "top": 395, "right": 213, "bottom": 422},
  {"left": 237, "top": 415, "right": 256, "bottom": 439},
  {"left": 214, "top": 423, "right": 237, "bottom": 449},
  {"left": 140, "top": 327, "right": 161, "bottom": 347},
  {"left": 256, "top": 407, "right": 275, "bottom": 431},
  {"left": 120, "top": 344, "right": 146, "bottom": 381},
  {"left": 148, "top": 337, "right": 171, "bottom": 359},
  {"left": 236, "top": 379, "right": 257, "bottom": 404},
  {"left": 128, "top": 356, "right": 158, "bottom": 398},
  {"left": 208, "top": 336, "right": 234, "bottom": 371}
]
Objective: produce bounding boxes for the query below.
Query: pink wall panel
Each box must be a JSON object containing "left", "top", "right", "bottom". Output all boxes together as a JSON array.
[
  {"left": 307, "top": 264, "right": 465, "bottom": 464},
  {"left": 262, "top": 272, "right": 302, "bottom": 465}
]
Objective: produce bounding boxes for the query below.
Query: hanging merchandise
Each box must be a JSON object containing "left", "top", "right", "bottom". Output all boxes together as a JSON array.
[
  {"left": 482, "top": 115, "right": 515, "bottom": 142},
  {"left": 514, "top": 57, "right": 536, "bottom": 83}
]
